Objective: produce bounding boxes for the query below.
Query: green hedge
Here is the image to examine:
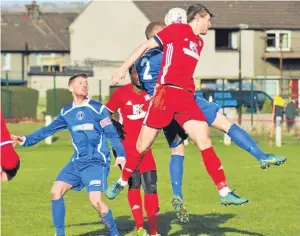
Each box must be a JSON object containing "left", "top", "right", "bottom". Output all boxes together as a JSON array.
[
  {"left": 46, "top": 88, "right": 73, "bottom": 116},
  {"left": 1, "top": 86, "right": 39, "bottom": 119}
]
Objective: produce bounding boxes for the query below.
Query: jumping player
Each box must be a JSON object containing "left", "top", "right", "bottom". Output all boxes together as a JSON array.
[
  {"left": 106, "top": 66, "right": 160, "bottom": 236},
  {"left": 135, "top": 12, "right": 286, "bottom": 221},
  {"left": 106, "top": 4, "right": 286, "bottom": 213},
  {"left": 0, "top": 111, "right": 20, "bottom": 182},
  {"left": 12, "top": 73, "right": 125, "bottom": 236},
  {"left": 106, "top": 3, "right": 243, "bottom": 209}
]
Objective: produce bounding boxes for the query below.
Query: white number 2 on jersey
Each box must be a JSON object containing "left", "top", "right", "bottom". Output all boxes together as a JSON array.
[{"left": 140, "top": 58, "right": 152, "bottom": 80}]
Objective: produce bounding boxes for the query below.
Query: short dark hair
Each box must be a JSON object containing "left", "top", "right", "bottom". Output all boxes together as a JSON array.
[
  {"left": 187, "top": 4, "right": 214, "bottom": 23},
  {"left": 129, "top": 65, "right": 135, "bottom": 75},
  {"left": 68, "top": 73, "right": 87, "bottom": 86},
  {"left": 145, "top": 22, "right": 164, "bottom": 39}
]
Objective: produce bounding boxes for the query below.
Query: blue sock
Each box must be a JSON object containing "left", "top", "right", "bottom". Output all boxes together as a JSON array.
[
  {"left": 99, "top": 209, "right": 119, "bottom": 236},
  {"left": 52, "top": 198, "right": 65, "bottom": 236},
  {"left": 169, "top": 155, "right": 184, "bottom": 199},
  {"left": 228, "top": 124, "right": 268, "bottom": 160}
]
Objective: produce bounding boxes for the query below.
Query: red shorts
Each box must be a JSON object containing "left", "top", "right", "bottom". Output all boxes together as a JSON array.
[
  {"left": 1, "top": 141, "right": 20, "bottom": 170},
  {"left": 144, "top": 85, "right": 206, "bottom": 129},
  {"left": 122, "top": 139, "right": 156, "bottom": 174}
]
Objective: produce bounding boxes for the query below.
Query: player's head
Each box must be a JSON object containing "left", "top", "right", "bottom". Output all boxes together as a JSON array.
[
  {"left": 145, "top": 22, "right": 165, "bottom": 39},
  {"left": 129, "top": 65, "right": 141, "bottom": 89},
  {"left": 68, "top": 73, "right": 88, "bottom": 97},
  {"left": 187, "top": 4, "right": 214, "bottom": 35},
  {"left": 1, "top": 160, "right": 20, "bottom": 182},
  {"left": 164, "top": 8, "right": 187, "bottom": 26}
]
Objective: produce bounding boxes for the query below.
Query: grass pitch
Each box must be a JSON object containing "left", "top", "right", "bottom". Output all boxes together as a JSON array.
[{"left": 2, "top": 123, "right": 300, "bottom": 236}]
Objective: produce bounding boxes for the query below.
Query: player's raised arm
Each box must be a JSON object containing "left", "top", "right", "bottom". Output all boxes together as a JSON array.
[
  {"left": 99, "top": 106, "right": 126, "bottom": 159},
  {"left": 15, "top": 114, "right": 67, "bottom": 147}
]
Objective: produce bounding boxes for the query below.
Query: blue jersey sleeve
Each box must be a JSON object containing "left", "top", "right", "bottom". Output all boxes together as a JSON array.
[
  {"left": 99, "top": 106, "right": 126, "bottom": 159},
  {"left": 22, "top": 114, "right": 67, "bottom": 147}
]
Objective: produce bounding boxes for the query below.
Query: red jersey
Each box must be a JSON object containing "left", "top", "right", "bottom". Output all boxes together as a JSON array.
[
  {"left": 154, "top": 23, "right": 204, "bottom": 92},
  {"left": 0, "top": 111, "right": 12, "bottom": 145},
  {"left": 106, "top": 84, "right": 151, "bottom": 140},
  {"left": 1, "top": 111, "right": 20, "bottom": 170}
]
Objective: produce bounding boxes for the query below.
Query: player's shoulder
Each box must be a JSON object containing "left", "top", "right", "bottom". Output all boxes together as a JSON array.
[
  {"left": 60, "top": 103, "right": 73, "bottom": 115},
  {"left": 113, "top": 84, "right": 131, "bottom": 94},
  {"left": 88, "top": 100, "right": 109, "bottom": 115},
  {"left": 89, "top": 99, "right": 102, "bottom": 108}
]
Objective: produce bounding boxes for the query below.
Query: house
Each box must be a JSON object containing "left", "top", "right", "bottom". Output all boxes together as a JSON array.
[
  {"left": 1, "top": 1, "right": 77, "bottom": 81},
  {"left": 69, "top": 1, "right": 300, "bottom": 102}
]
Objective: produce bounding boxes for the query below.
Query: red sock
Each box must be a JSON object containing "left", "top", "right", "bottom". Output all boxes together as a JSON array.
[
  {"left": 144, "top": 194, "right": 159, "bottom": 235},
  {"left": 122, "top": 150, "right": 143, "bottom": 182},
  {"left": 201, "top": 147, "right": 227, "bottom": 187},
  {"left": 128, "top": 189, "right": 144, "bottom": 230}
]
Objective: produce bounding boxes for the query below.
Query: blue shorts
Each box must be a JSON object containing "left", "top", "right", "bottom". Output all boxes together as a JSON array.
[
  {"left": 56, "top": 161, "right": 110, "bottom": 192},
  {"left": 163, "top": 97, "right": 221, "bottom": 148},
  {"left": 195, "top": 97, "right": 221, "bottom": 126}
]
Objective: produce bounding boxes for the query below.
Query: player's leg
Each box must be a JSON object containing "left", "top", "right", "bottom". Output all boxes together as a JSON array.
[
  {"left": 211, "top": 112, "right": 287, "bottom": 169},
  {"left": 126, "top": 170, "right": 146, "bottom": 235},
  {"left": 163, "top": 122, "right": 189, "bottom": 222},
  {"left": 141, "top": 169, "right": 159, "bottom": 236},
  {"left": 176, "top": 95, "right": 248, "bottom": 206},
  {"left": 139, "top": 150, "right": 160, "bottom": 235},
  {"left": 83, "top": 163, "right": 120, "bottom": 236},
  {"left": 182, "top": 119, "right": 248, "bottom": 205},
  {"left": 52, "top": 162, "right": 82, "bottom": 236}
]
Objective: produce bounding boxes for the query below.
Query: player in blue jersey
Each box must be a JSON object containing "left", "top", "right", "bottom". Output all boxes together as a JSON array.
[
  {"left": 12, "top": 73, "right": 125, "bottom": 236},
  {"left": 135, "top": 19, "right": 287, "bottom": 223}
]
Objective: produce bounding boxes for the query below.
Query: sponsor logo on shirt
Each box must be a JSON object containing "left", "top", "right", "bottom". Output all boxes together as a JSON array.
[
  {"left": 72, "top": 123, "right": 94, "bottom": 132},
  {"left": 100, "top": 117, "right": 112, "bottom": 128}
]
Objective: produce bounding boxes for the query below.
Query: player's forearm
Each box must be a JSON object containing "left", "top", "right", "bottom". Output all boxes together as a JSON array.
[
  {"left": 109, "top": 136, "right": 126, "bottom": 158},
  {"left": 104, "top": 126, "right": 126, "bottom": 158},
  {"left": 21, "top": 125, "right": 65, "bottom": 147},
  {"left": 121, "top": 39, "right": 158, "bottom": 72}
]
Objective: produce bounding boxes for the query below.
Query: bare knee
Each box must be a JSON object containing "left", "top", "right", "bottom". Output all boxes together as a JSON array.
[
  {"left": 89, "top": 192, "right": 108, "bottom": 214},
  {"left": 212, "top": 112, "right": 232, "bottom": 133},
  {"left": 183, "top": 120, "right": 212, "bottom": 150},
  {"left": 136, "top": 125, "right": 160, "bottom": 154},
  {"left": 197, "top": 136, "right": 212, "bottom": 150},
  {"left": 136, "top": 139, "right": 149, "bottom": 154},
  {"left": 90, "top": 197, "right": 103, "bottom": 209},
  {"left": 51, "top": 181, "right": 71, "bottom": 200},
  {"left": 171, "top": 143, "right": 184, "bottom": 156}
]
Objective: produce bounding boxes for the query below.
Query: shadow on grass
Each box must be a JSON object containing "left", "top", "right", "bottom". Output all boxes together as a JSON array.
[{"left": 70, "top": 212, "right": 264, "bottom": 236}]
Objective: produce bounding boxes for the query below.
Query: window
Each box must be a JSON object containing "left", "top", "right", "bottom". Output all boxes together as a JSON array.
[
  {"left": 2, "top": 53, "right": 11, "bottom": 71},
  {"left": 36, "top": 53, "right": 56, "bottom": 65},
  {"left": 215, "top": 30, "right": 238, "bottom": 50},
  {"left": 266, "top": 30, "right": 291, "bottom": 52},
  {"left": 36, "top": 53, "right": 63, "bottom": 72}
]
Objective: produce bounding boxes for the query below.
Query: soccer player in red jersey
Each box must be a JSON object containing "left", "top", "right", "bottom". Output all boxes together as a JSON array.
[
  {"left": 106, "top": 66, "right": 160, "bottom": 236},
  {"left": 0, "top": 111, "right": 20, "bottom": 181},
  {"left": 106, "top": 4, "right": 246, "bottom": 208}
]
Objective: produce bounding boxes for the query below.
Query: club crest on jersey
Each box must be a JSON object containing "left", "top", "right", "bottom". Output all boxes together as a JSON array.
[
  {"left": 76, "top": 111, "right": 84, "bottom": 120},
  {"left": 190, "top": 41, "right": 198, "bottom": 54}
]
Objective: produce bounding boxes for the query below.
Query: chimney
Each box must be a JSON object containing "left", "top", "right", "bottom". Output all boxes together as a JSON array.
[{"left": 25, "top": 1, "right": 40, "bottom": 20}]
